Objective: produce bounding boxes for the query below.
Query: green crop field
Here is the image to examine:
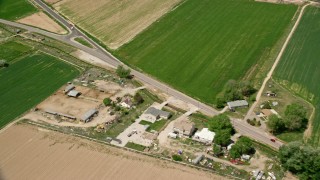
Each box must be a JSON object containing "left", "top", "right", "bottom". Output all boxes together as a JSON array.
[
  {"left": 0, "top": 0, "right": 38, "bottom": 20},
  {"left": 0, "top": 50, "right": 80, "bottom": 128},
  {"left": 274, "top": 6, "right": 320, "bottom": 146},
  {"left": 0, "top": 41, "right": 33, "bottom": 62},
  {"left": 115, "top": 0, "right": 297, "bottom": 105}
]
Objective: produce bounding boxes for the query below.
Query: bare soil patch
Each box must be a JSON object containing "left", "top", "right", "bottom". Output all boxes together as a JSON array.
[
  {"left": 17, "top": 12, "right": 67, "bottom": 34},
  {"left": 71, "top": 49, "right": 115, "bottom": 69},
  {"left": 0, "top": 124, "right": 225, "bottom": 180},
  {"left": 37, "top": 85, "right": 110, "bottom": 119},
  {"left": 44, "top": 0, "right": 62, "bottom": 4},
  {"left": 54, "top": 0, "right": 182, "bottom": 49}
]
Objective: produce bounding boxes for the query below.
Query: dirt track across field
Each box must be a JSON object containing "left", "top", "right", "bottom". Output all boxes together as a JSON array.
[
  {"left": 0, "top": 124, "right": 226, "bottom": 180},
  {"left": 17, "top": 12, "right": 67, "bottom": 34},
  {"left": 53, "top": 0, "right": 182, "bottom": 49}
]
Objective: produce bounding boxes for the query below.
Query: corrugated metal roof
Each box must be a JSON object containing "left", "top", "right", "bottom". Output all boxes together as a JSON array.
[
  {"left": 81, "top": 109, "right": 98, "bottom": 121},
  {"left": 227, "top": 100, "right": 248, "bottom": 108},
  {"left": 67, "top": 90, "right": 80, "bottom": 97}
]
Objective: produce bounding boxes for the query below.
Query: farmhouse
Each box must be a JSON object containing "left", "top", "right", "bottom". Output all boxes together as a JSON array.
[
  {"left": 193, "top": 128, "right": 215, "bottom": 144},
  {"left": 227, "top": 100, "right": 249, "bottom": 111},
  {"left": 64, "top": 84, "right": 75, "bottom": 93},
  {"left": 143, "top": 107, "right": 171, "bottom": 123},
  {"left": 67, "top": 90, "right": 81, "bottom": 97},
  {"left": 173, "top": 118, "right": 195, "bottom": 137},
  {"left": 81, "top": 109, "right": 98, "bottom": 123}
]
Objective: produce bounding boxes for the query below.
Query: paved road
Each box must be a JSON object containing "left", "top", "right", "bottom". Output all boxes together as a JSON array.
[{"left": 1, "top": 0, "right": 305, "bottom": 149}]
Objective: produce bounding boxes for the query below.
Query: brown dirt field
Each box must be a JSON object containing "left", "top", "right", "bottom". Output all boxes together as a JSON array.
[
  {"left": 37, "top": 85, "right": 110, "bottom": 119},
  {"left": 17, "top": 12, "right": 67, "bottom": 34},
  {"left": 0, "top": 124, "right": 226, "bottom": 180},
  {"left": 54, "top": 0, "right": 182, "bottom": 49},
  {"left": 44, "top": 0, "right": 62, "bottom": 4}
]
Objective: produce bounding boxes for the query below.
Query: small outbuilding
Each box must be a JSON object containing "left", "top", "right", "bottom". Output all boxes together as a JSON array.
[
  {"left": 67, "top": 90, "right": 81, "bottom": 97},
  {"left": 168, "top": 132, "right": 178, "bottom": 139},
  {"left": 227, "top": 100, "right": 249, "bottom": 111},
  {"left": 265, "top": 91, "right": 276, "bottom": 97},
  {"left": 241, "top": 154, "right": 250, "bottom": 161},
  {"left": 81, "top": 109, "right": 98, "bottom": 123},
  {"left": 64, "top": 84, "right": 75, "bottom": 93},
  {"left": 193, "top": 128, "right": 215, "bottom": 144},
  {"left": 192, "top": 154, "right": 204, "bottom": 164}
]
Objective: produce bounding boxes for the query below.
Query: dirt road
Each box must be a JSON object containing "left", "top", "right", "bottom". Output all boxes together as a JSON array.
[{"left": 244, "top": 3, "right": 310, "bottom": 122}]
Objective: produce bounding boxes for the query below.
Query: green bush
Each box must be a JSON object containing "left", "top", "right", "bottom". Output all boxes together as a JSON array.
[
  {"left": 172, "top": 154, "right": 183, "bottom": 161},
  {"left": 103, "top": 98, "right": 112, "bottom": 106}
]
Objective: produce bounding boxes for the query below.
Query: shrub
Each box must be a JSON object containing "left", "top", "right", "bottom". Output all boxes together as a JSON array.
[
  {"left": 172, "top": 154, "right": 183, "bottom": 161},
  {"left": 103, "top": 98, "right": 112, "bottom": 106}
]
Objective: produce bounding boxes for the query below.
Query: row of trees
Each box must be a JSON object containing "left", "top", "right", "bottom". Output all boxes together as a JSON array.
[
  {"left": 279, "top": 142, "right": 320, "bottom": 179},
  {"left": 216, "top": 80, "right": 256, "bottom": 108},
  {"left": 267, "top": 103, "right": 308, "bottom": 134}
]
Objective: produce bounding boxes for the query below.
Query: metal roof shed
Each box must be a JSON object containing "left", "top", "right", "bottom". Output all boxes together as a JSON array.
[{"left": 81, "top": 109, "right": 98, "bottom": 122}]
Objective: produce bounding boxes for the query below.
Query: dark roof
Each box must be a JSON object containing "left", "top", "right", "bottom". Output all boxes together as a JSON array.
[
  {"left": 81, "top": 109, "right": 98, "bottom": 121},
  {"left": 145, "top": 107, "right": 170, "bottom": 117}
]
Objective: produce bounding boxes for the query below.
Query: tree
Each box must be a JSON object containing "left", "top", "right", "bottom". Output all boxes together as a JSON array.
[
  {"left": 208, "top": 114, "right": 234, "bottom": 134},
  {"left": 116, "top": 65, "right": 131, "bottom": 78},
  {"left": 279, "top": 142, "right": 320, "bottom": 179},
  {"left": 284, "top": 104, "right": 307, "bottom": 131},
  {"left": 222, "top": 80, "right": 256, "bottom": 102},
  {"left": 216, "top": 97, "right": 225, "bottom": 109},
  {"left": 267, "top": 115, "right": 285, "bottom": 134},
  {"left": 229, "top": 137, "right": 254, "bottom": 159},
  {"left": 229, "top": 145, "right": 242, "bottom": 159},
  {"left": 239, "top": 81, "right": 256, "bottom": 97},
  {"left": 213, "top": 144, "right": 222, "bottom": 156},
  {"left": 133, "top": 93, "right": 144, "bottom": 105},
  {"left": 103, "top": 98, "right": 112, "bottom": 106},
  {"left": 214, "top": 129, "right": 231, "bottom": 146},
  {"left": 172, "top": 154, "right": 183, "bottom": 161}
]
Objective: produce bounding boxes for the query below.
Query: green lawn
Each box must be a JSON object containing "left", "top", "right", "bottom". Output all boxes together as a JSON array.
[
  {"left": 74, "top": 37, "right": 93, "bottom": 48},
  {"left": 274, "top": 6, "right": 320, "bottom": 146},
  {"left": 276, "top": 131, "right": 304, "bottom": 143},
  {"left": 0, "top": 41, "right": 33, "bottom": 62},
  {"left": 139, "top": 119, "right": 167, "bottom": 132},
  {"left": 114, "top": 0, "right": 297, "bottom": 105},
  {"left": 0, "top": 0, "right": 38, "bottom": 20},
  {"left": 125, "top": 142, "right": 146, "bottom": 151},
  {"left": 0, "top": 52, "right": 80, "bottom": 128}
]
